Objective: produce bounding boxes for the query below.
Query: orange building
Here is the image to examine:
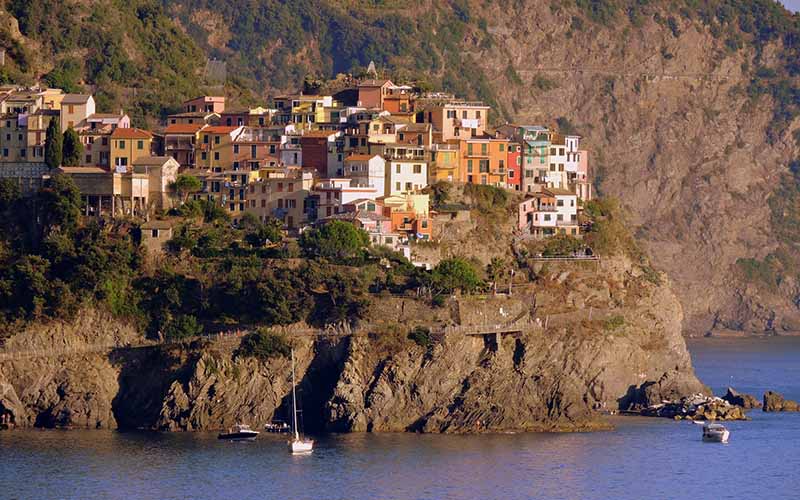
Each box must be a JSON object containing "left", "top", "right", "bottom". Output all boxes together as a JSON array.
[{"left": 458, "top": 133, "right": 510, "bottom": 186}]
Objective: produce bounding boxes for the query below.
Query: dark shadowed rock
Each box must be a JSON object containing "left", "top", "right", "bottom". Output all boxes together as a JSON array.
[
  {"left": 723, "top": 387, "right": 762, "bottom": 409},
  {"left": 764, "top": 391, "right": 800, "bottom": 412}
]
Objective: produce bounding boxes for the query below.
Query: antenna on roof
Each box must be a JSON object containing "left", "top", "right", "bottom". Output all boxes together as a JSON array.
[{"left": 366, "top": 61, "right": 377, "bottom": 78}]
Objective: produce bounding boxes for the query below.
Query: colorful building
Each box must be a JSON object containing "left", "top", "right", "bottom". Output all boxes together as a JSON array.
[
  {"left": 458, "top": 133, "right": 510, "bottom": 186},
  {"left": 110, "top": 128, "right": 154, "bottom": 172}
]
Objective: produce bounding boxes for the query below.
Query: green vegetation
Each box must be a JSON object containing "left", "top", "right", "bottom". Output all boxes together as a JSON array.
[
  {"left": 44, "top": 119, "right": 62, "bottom": 169},
  {"left": 603, "top": 314, "right": 625, "bottom": 331},
  {"left": 427, "top": 258, "right": 482, "bottom": 294},
  {"left": 172, "top": 175, "right": 202, "bottom": 203},
  {"left": 462, "top": 184, "right": 508, "bottom": 214},
  {"left": 408, "top": 326, "right": 433, "bottom": 348},
  {"left": 583, "top": 198, "right": 641, "bottom": 259},
  {"left": 62, "top": 127, "right": 83, "bottom": 167},
  {"left": 236, "top": 329, "right": 292, "bottom": 360},
  {"left": 7, "top": 0, "right": 202, "bottom": 123},
  {"left": 300, "top": 221, "right": 370, "bottom": 261}
]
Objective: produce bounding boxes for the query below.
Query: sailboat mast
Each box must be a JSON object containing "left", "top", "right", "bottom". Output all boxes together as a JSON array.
[{"left": 291, "top": 347, "right": 299, "bottom": 440}]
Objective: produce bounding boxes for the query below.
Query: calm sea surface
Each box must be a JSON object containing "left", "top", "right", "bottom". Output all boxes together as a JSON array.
[{"left": 2, "top": 337, "right": 799, "bottom": 500}]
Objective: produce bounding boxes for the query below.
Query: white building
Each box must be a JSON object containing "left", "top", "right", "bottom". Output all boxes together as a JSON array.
[
  {"left": 344, "top": 154, "right": 386, "bottom": 196},
  {"left": 383, "top": 144, "right": 428, "bottom": 196}
]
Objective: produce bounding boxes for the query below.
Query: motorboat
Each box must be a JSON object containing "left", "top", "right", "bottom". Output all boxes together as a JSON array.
[
  {"left": 218, "top": 424, "right": 260, "bottom": 441},
  {"left": 287, "top": 347, "right": 314, "bottom": 455},
  {"left": 702, "top": 423, "right": 730, "bottom": 443},
  {"left": 265, "top": 420, "right": 291, "bottom": 433}
]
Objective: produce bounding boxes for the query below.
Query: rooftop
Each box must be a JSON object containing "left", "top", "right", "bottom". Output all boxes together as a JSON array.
[
  {"left": 61, "top": 94, "right": 92, "bottom": 105},
  {"left": 164, "top": 123, "right": 206, "bottom": 134},
  {"left": 111, "top": 127, "right": 153, "bottom": 140}
]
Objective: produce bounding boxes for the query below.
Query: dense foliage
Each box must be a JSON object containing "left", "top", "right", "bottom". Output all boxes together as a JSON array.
[
  {"left": 300, "top": 221, "right": 370, "bottom": 261},
  {"left": 235, "top": 329, "right": 292, "bottom": 360}
]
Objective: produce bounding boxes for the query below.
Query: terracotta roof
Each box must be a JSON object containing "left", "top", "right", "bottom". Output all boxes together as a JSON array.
[
  {"left": 58, "top": 166, "right": 109, "bottom": 174},
  {"left": 300, "top": 130, "right": 336, "bottom": 138},
  {"left": 542, "top": 187, "right": 575, "bottom": 196},
  {"left": 132, "top": 156, "right": 176, "bottom": 166},
  {"left": 141, "top": 219, "right": 174, "bottom": 230},
  {"left": 201, "top": 126, "right": 241, "bottom": 134},
  {"left": 164, "top": 123, "right": 206, "bottom": 134},
  {"left": 358, "top": 79, "right": 392, "bottom": 88},
  {"left": 111, "top": 127, "right": 153, "bottom": 139},
  {"left": 61, "top": 94, "right": 92, "bottom": 105},
  {"left": 345, "top": 154, "right": 379, "bottom": 162}
]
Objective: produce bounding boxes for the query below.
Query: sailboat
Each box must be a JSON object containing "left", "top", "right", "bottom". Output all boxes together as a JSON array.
[{"left": 288, "top": 347, "right": 314, "bottom": 454}]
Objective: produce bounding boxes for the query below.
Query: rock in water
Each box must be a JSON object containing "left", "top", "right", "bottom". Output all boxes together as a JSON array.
[
  {"left": 722, "top": 387, "right": 762, "bottom": 409},
  {"left": 763, "top": 391, "right": 800, "bottom": 412}
]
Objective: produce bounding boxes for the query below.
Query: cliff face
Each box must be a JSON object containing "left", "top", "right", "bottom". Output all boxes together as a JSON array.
[{"left": 0, "top": 255, "right": 706, "bottom": 433}]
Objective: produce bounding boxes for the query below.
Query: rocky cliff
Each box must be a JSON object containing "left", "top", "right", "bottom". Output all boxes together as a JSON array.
[{"left": 0, "top": 255, "right": 706, "bottom": 433}]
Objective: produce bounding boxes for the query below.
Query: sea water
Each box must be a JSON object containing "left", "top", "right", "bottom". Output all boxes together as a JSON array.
[{"left": 2, "top": 337, "right": 799, "bottom": 500}]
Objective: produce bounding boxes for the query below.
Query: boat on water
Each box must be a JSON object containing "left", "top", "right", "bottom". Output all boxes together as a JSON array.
[
  {"left": 287, "top": 347, "right": 314, "bottom": 455},
  {"left": 218, "top": 424, "right": 260, "bottom": 441},
  {"left": 702, "top": 423, "right": 730, "bottom": 443},
  {"left": 265, "top": 420, "right": 291, "bottom": 433}
]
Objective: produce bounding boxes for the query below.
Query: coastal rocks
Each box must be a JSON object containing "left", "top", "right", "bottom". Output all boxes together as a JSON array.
[
  {"left": 0, "top": 382, "right": 24, "bottom": 429},
  {"left": 763, "top": 391, "right": 800, "bottom": 412},
  {"left": 640, "top": 394, "right": 748, "bottom": 421},
  {"left": 722, "top": 387, "right": 761, "bottom": 409}
]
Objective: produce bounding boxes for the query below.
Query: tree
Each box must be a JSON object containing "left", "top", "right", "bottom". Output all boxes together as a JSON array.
[
  {"left": 37, "top": 174, "right": 82, "bottom": 235},
  {"left": 0, "top": 179, "right": 21, "bottom": 213},
  {"left": 300, "top": 221, "right": 369, "bottom": 260},
  {"left": 428, "top": 257, "right": 482, "bottom": 294},
  {"left": 240, "top": 214, "right": 282, "bottom": 248},
  {"left": 62, "top": 127, "right": 83, "bottom": 166},
  {"left": 171, "top": 174, "right": 201, "bottom": 203},
  {"left": 485, "top": 257, "right": 507, "bottom": 294},
  {"left": 44, "top": 118, "right": 62, "bottom": 169}
]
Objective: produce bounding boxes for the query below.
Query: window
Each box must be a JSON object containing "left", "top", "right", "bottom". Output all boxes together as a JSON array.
[
  {"left": 3, "top": 148, "right": 8, "bottom": 157},
  {"left": 239, "top": 203, "right": 244, "bottom": 212},
  {"left": 395, "top": 182, "right": 401, "bottom": 191},
  {"left": 251, "top": 145, "right": 257, "bottom": 158},
  {"left": 269, "top": 144, "right": 276, "bottom": 154},
  {"left": 550, "top": 147, "right": 556, "bottom": 155},
  {"left": 476, "top": 110, "right": 481, "bottom": 119},
  {"left": 137, "top": 140, "right": 144, "bottom": 150},
  {"left": 467, "top": 160, "right": 473, "bottom": 173},
  {"left": 288, "top": 183, "right": 294, "bottom": 192},
  {"left": 214, "top": 135, "right": 220, "bottom": 145},
  {"left": 557, "top": 199, "right": 564, "bottom": 207},
  {"left": 462, "top": 110, "right": 467, "bottom": 119},
  {"left": 214, "top": 152, "right": 220, "bottom": 161},
  {"left": 446, "top": 110, "right": 456, "bottom": 119},
  {"left": 119, "top": 140, "right": 125, "bottom": 149},
  {"left": 479, "top": 160, "right": 489, "bottom": 173},
  {"left": 467, "top": 143, "right": 473, "bottom": 155},
  {"left": 396, "top": 165, "right": 401, "bottom": 174},
  {"left": 278, "top": 182, "right": 283, "bottom": 192},
  {"left": 4, "top": 134, "right": 9, "bottom": 141},
  {"left": 201, "top": 152, "right": 207, "bottom": 161},
  {"left": 544, "top": 214, "right": 551, "bottom": 221},
  {"left": 509, "top": 170, "right": 514, "bottom": 178},
  {"left": 560, "top": 148, "right": 565, "bottom": 155},
  {"left": 499, "top": 160, "right": 505, "bottom": 170},
  {"left": 102, "top": 137, "right": 108, "bottom": 146},
  {"left": 233, "top": 161, "right": 240, "bottom": 170},
  {"left": 499, "top": 143, "right": 505, "bottom": 152},
  {"left": 516, "top": 156, "right": 521, "bottom": 166},
  {"left": 557, "top": 214, "right": 563, "bottom": 221},
  {"left": 481, "top": 175, "right": 487, "bottom": 185},
  {"left": 261, "top": 199, "right": 266, "bottom": 207},
  {"left": 413, "top": 164, "right": 422, "bottom": 174},
  {"left": 203, "top": 135, "right": 209, "bottom": 144},
  {"left": 234, "top": 145, "right": 239, "bottom": 154},
  {"left": 405, "top": 182, "right": 412, "bottom": 191}
]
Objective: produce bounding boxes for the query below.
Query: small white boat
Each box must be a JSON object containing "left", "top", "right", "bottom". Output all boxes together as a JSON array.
[
  {"left": 702, "top": 423, "right": 730, "bottom": 443},
  {"left": 218, "top": 424, "right": 260, "bottom": 441},
  {"left": 287, "top": 347, "right": 314, "bottom": 455}
]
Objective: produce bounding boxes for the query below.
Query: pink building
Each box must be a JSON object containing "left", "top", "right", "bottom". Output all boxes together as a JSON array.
[{"left": 183, "top": 96, "right": 225, "bottom": 114}]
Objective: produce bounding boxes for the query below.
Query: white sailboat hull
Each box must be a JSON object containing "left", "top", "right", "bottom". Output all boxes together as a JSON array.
[{"left": 289, "top": 439, "right": 314, "bottom": 454}]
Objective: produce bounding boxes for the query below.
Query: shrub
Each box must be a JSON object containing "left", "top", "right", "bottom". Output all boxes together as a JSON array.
[
  {"left": 164, "top": 314, "right": 203, "bottom": 341},
  {"left": 604, "top": 315, "right": 625, "bottom": 331},
  {"left": 428, "top": 257, "right": 482, "bottom": 294},
  {"left": 236, "top": 329, "right": 291, "bottom": 360},
  {"left": 408, "top": 326, "right": 433, "bottom": 348}
]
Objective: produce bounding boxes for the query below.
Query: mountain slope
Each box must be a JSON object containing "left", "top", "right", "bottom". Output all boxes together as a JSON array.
[{"left": 2, "top": 0, "right": 800, "bottom": 334}]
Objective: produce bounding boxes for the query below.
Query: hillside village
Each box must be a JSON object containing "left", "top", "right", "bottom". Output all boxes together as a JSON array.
[{"left": 0, "top": 75, "right": 593, "bottom": 259}]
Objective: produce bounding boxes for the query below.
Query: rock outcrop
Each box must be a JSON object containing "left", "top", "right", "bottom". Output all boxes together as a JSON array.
[
  {"left": 640, "top": 394, "right": 748, "bottom": 421},
  {"left": 722, "top": 387, "right": 762, "bottom": 409},
  {"left": 763, "top": 391, "right": 800, "bottom": 412}
]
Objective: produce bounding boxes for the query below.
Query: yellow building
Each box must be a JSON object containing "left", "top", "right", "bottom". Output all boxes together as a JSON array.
[
  {"left": 429, "top": 143, "right": 460, "bottom": 183},
  {"left": 195, "top": 126, "right": 244, "bottom": 171},
  {"left": 110, "top": 128, "right": 153, "bottom": 171}
]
